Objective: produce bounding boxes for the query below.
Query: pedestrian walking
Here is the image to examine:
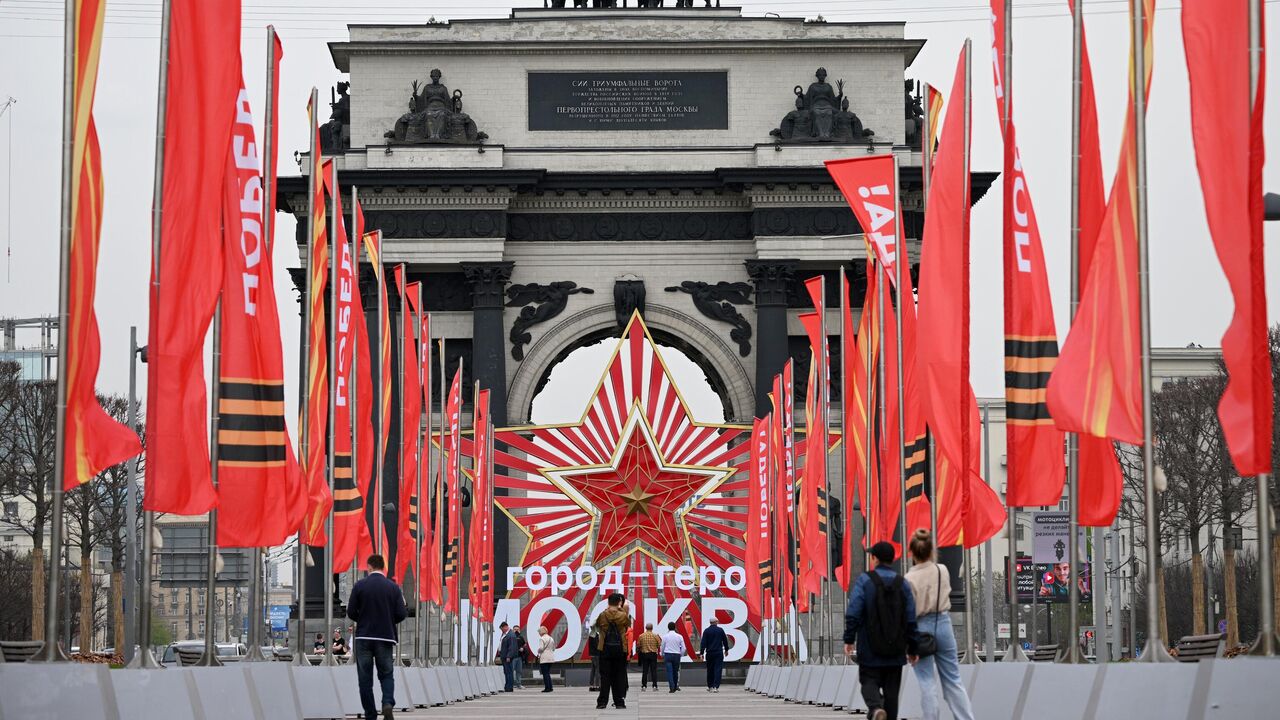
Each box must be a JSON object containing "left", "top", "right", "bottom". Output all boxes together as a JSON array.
[
  {"left": 512, "top": 625, "right": 527, "bottom": 689},
  {"left": 636, "top": 623, "right": 661, "bottom": 691},
  {"left": 699, "top": 617, "right": 730, "bottom": 692},
  {"left": 537, "top": 625, "right": 556, "bottom": 692},
  {"left": 843, "top": 541, "right": 918, "bottom": 720},
  {"left": 497, "top": 622, "right": 519, "bottom": 692},
  {"left": 345, "top": 554, "right": 408, "bottom": 720},
  {"left": 904, "top": 530, "right": 975, "bottom": 720},
  {"left": 660, "top": 621, "right": 686, "bottom": 693},
  {"left": 593, "top": 592, "right": 632, "bottom": 710},
  {"left": 586, "top": 621, "right": 601, "bottom": 692}
]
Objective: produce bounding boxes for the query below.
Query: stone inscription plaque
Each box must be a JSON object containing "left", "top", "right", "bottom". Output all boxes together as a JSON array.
[{"left": 528, "top": 71, "right": 728, "bottom": 131}]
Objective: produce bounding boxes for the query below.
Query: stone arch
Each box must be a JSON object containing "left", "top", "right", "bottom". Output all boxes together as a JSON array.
[{"left": 506, "top": 302, "right": 755, "bottom": 425}]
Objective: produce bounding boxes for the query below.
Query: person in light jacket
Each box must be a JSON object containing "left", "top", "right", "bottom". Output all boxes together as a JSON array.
[
  {"left": 537, "top": 626, "right": 556, "bottom": 693},
  {"left": 904, "top": 529, "right": 975, "bottom": 720}
]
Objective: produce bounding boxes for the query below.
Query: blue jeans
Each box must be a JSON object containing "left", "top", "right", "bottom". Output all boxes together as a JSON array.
[
  {"left": 704, "top": 651, "right": 724, "bottom": 688},
  {"left": 512, "top": 656, "right": 524, "bottom": 687},
  {"left": 503, "top": 659, "right": 515, "bottom": 691},
  {"left": 912, "top": 613, "right": 975, "bottom": 720},
  {"left": 663, "top": 652, "right": 682, "bottom": 691},
  {"left": 354, "top": 639, "right": 395, "bottom": 719}
]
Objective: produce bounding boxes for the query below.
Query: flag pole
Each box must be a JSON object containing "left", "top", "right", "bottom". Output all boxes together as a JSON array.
[
  {"left": 419, "top": 303, "right": 430, "bottom": 666},
  {"left": 244, "top": 25, "right": 280, "bottom": 665},
  {"left": 981, "top": 402, "right": 996, "bottom": 661},
  {"left": 818, "top": 275, "right": 831, "bottom": 663},
  {"left": 1246, "top": 0, "right": 1277, "bottom": 658},
  {"left": 349, "top": 186, "right": 363, "bottom": 666},
  {"left": 1062, "top": 0, "right": 1087, "bottom": 666},
  {"left": 957, "top": 36, "right": 980, "bottom": 666},
  {"left": 294, "top": 88, "right": 320, "bottom": 668},
  {"left": 455, "top": 355, "right": 465, "bottom": 666},
  {"left": 865, "top": 263, "right": 875, "bottom": 574},
  {"left": 421, "top": 310, "right": 433, "bottom": 667},
  {"left": 892, "top": 157, "right": 908, "bottom": 579},
  {"left": 1132, "top": 0, "right": 1173, "bottom": 664},
  {"left": 321, "top": 160, "right": 340, "bottom": 668},
  {"left": 837, "top": 266, "right": 849, "bottom": 666},
  {"left": 33, "top": 0, "right": 81, "bottom": 665},
  {"left": 374, "top": 240, "right": 386, "bottom": 559},
  {"left": 195, "top": 300, "right": 225, "bottom": 667},
  {"left": 394, "top": 263, "right": 406, "bottom": 666},
  {"left": 121, "top": 327, "right": 141, "bottom": 665},
  {"left": 920, "top": 82, "right": 939, "bottom": 547},
  {"left": 437, "top": 338, "right": 447, "bottom": 664}
]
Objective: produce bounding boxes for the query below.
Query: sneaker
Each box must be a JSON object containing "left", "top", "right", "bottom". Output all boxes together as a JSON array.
[
  {"left": 713, "top": 688, "right": 719, "bottom": 693},
  {"left": 640, "top": 687, "right": 646, "bottom": 692},
  {"left": 381, "top": 704, "right": 395, "bottom": 720},
  {"left": 870, "top": 709, "right": 888, "bottom": 720},
  {"left": 596, "top": 704, "right": 607, "bottom": 710},
  {"left": 613, "top": 704, "right": 626, "bottom": 709},
  {"left": 669, "top": 688, "right": 676, "bottom": 694}
]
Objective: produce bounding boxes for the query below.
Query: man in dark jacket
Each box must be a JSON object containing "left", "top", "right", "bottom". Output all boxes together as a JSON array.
[
  {"left": 844, "top": 541, "right": 918, "bottom": 720},
  {"left": 699, "top": 618, "right": 730, "bottom": 692},
  {"left": 593, "top": 592, "right": 632, "bottom": 710},
  {"left": 497, "top": 622, "right": 519, "bottom": 691},
  {"left": 346, "top": 554, "right": 408, "bottom": 720}
]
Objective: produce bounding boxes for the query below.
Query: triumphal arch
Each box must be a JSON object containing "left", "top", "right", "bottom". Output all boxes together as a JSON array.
[{"left": 281, "top": 5, "right": 991, "bottom": 634}]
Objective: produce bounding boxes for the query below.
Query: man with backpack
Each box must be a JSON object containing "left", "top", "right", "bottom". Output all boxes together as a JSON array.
[
  {"left": 844, "top": 541, "right": 919, "bottom": 720},
  {"left": 593, "top": 592, "right": 632, "bottom": 710}
]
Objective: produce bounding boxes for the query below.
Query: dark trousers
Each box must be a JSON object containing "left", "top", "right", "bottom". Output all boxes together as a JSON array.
[
  {"left": 859, "top": 664, "right": 903, "bottom": 720},
  {"left": 705, "top": 651, "right": 724, "bottom": 688},
  {"left": 354, "top": 640, "right": 395, "bottom": 720},
  {"left": 502, "top": 659, "right": 515, "bottom": 691},
  {"left": 663, "top": 652, "right": 682, "bottom": 690},
  {"left": 595, "top": 655, "right": 628, "bottom": 707},
  {"left": 540, "top": 662, "right": 554, "bottom": 691},
  {"left": 639, "top": 652, "right": 658, "bottom": 688}
]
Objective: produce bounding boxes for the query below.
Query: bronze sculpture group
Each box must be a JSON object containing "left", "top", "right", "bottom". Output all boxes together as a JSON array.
[
  {"left": 771, "top": 68, "right": 875, "bottom": 143},
  {"left": 385, "top": 68, "right": 487, "bottom": 145}
]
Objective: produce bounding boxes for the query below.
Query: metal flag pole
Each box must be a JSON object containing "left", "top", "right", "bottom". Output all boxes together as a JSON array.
[
  {"left": 294, "top": 86, "right": 320, "bottom": 668},
  {"left": 1131, "top": 0, "right": 1172, "bottom": 663},
  {"left": 865, "top": 260, "right": 876, "bottom": 579},
  {"left": 422, "top": 315, "right": 434, "bottom": 667},
  {"left": 1062, "top": 0, "right": 1086, "bottom": 666},
  {"left": 455, "top": 355, "right": 466, "bottom": 666},
  {"left": 122, "top": 328, "right": 147, "bottom": 666},
  {"left": 982, "top": 403, "right": 996, "bottom": 661},
  {"left": 437, "top": 338, "right": 447, "bottom": 665},
  {"left": 320, "top": 161, "right": 340, "bottom": 668},
  {"left": 1247, "top": 0, "right": 1276, "bottom": 658},
  {"left": 394, "top": 263, "right": 406, "bottom": 666},
  {"left": 818, "top": 275, "right": 832, "bottom": 663},
  {"left": 413, "top": 304, "right": 426, "bottom": 666},
  {"left": 374, "top": 246, "right": 386, "bottom": 560},
  {"left": 891, "top": 156, "right": 908, "bottom": 581},
  {"left": 470, "top": 379, "right": 480, "bottom": 669},
  {"left": 837, "top": 265, "right": 850, "bottom": 666},
  {"left": 957, "top": 37, "right": 979, "bottom": 666},
  {"left": 348, "top": 185, "right": 363, "bottom": 667},
  {"left": 244, "top": 25, "right": 281, "bottom": 665},
  {"left": 33, "top": 0, "right": 83, "bottom": 664},
  {"left": 195, "top": 300, "right": 225, "bottom": 667}
]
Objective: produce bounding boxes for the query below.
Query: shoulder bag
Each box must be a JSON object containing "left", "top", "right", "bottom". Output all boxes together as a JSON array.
[{"left": 914, "top": 566, "right": 942, "bottom": 658}]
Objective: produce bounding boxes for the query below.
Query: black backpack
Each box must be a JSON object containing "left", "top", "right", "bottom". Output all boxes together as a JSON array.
[
  {"left": 864, "top": 571, "right": 908, "bottom": 657},
  {"left": 602, "top": 621, "right": 626, "bottom": 659}
]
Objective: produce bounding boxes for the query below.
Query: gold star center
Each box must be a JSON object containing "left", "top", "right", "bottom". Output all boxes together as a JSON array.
[{"left": 619, "top": 483, "right": 656, "bottom": 516}]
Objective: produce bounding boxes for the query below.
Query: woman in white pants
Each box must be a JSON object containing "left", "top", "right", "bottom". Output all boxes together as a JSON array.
[{"left": 905, "top": 529, "right": 976, "bottom": 720}]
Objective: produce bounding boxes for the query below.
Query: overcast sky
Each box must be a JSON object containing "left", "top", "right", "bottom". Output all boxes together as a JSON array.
[{"left": 0, "top": 0, "right": 1277, "bottom": 426}]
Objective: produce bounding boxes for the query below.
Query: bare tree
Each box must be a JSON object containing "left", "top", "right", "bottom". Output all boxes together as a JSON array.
[{"left": 0, "top": 375, "right": 57, "bottom": 640}]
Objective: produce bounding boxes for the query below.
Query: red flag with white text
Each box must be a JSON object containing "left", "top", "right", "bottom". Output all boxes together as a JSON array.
[
  {"left": 300, "top": 156, "right": 331, "bottom": 546},
  {"left": 745, "top": 414, "right": 773, "bottom": 620},
  {"left": 394, "top": 274, "right": 422, "bottom": 581}
]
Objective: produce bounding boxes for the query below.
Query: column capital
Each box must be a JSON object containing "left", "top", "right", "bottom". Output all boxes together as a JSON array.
[
  {"left": 461, "top": 261, "right": 515, "bottom": 309},
  {"left": 744, "top": 259, "right": 798, "bottom": 307}
]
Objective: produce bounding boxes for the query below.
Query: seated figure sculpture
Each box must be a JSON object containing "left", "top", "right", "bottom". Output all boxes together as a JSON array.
[
  {"left": 385, "top": 68, "right": 488, "bottom": 144},
  {"left": 771, "top": 68, "right": 875, "bottom": 143}
]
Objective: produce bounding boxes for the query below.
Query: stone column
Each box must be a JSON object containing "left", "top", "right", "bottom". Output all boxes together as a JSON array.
[
  {"left": 462, "top": 261, "right": 514, "bottom": 595},
  {"left": 745, "top": 259, "right": 797, "bottom": 416}
]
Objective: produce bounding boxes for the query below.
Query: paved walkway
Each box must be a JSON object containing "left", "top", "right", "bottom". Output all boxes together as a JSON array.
[{"left": 395, "top": 675, "right": 834, "bottom": 719}]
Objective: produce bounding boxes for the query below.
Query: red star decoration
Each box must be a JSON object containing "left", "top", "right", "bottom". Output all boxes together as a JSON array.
[{"left": 543, "top": 408, "right": 731, "bottom": 569}]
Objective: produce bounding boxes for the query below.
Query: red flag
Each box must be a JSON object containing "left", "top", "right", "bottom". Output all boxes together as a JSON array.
[
  {"left": 300, "top": 158, "right": 331, "bottom": 547},
  {"left": 1065, "top": 0, "right": 1126, "bottom": 528},
  {"left": 64, "top": 0, "right": 142, "bottom": 490},
  {"left": 826, "top": 155, "right": 903, "bottom": 280},
  {"left": 144, "top": 0, "right": 241, "bottom": 513},
  {"left": 916, "top": 45, "right": 1005, "bottom": 548},
  {"left": 1047, "top": 0, "right": 1156, "bottom": 447},
  {"left": 768, "top": 387, "right": 792, "bottom": 612},
  {"left": 798, "top": 281, "right": 830, "bottom": 598},
  {"left": 990, "top": 0, "right": 1067, "bottom": 508},
  {"left": 349, "top": 203, "right": 376, "bottom": 560},
  {"left": 745, "top": 414, "right": 772, "bottom": 620},
  {"left": 470, "top": 389, "right": 492, "bottom": 622},
  {"left": 362, "top": 230, "right": 394, "bottom": 539},
  {"left": 444, "top": 367, "right": 464, "bottom": 614},
  {"left": 1184, "top": 3, "right": 1273, "bottom": 476},
  {"left": 394, "top": 274, "right": 422, "bottom": 581},
  {"left": 215, "top": 79, "right": 303, "bottom": 547},
  {"left": 838, "top": 269, "right": 873, "bottom": 590},
  {"left": 926, "top": 86, "right": 944, "bottom": 154}
]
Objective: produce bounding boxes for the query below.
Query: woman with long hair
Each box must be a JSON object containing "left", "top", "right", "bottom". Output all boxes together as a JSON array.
[
  {"left": 904, "top": 529, "right": 976, "bottom": 720},
  {"left": 536, "top": 625, "right": 556, "bottom": 693}
]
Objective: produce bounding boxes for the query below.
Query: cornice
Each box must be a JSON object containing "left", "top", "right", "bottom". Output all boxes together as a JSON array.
[{"left": 508, "top": 193, "right": 750, "bottom": 212}]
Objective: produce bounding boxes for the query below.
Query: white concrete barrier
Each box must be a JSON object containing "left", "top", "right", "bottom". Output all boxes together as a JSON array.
[
  {"left": 422, "top": 666, "right": 447, "bottom": 705},
  {"left": 110, "top": 667, "right": 199, "bottom": 720},
  {"left": 1187, "top": 658, "right": 1280, "bottom": 720},
  {"left": 291, "top": 665, "right": 345, "bottom": 720},
  {"left": 0, "top": 663, "right": 120, "bottom": 720},
  {"left": 782, "top": 663, "right": 803, "bottom": 700},
  {"left": 188, "top": 666, "right": 262, "bottom": 720},
  {"left": 1013, "top": 662, "right": 1100, "bottom": 720},
  {"left": 242, "top": 663, "right": 303, "bottom": 720},
  {"left": 816, "top": 664, "right": 845, "bottom": 706},
  {"left": 1088, "top": 661, "right": 1196, "bottom": 719},
  {"left": 967, "top": 662, "right": 1030, "bottom": 719}
]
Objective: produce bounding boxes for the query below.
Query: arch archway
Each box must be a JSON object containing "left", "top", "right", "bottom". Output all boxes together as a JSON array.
[{"left": 506, "top": 303, "right": 754, "bottom": 426}]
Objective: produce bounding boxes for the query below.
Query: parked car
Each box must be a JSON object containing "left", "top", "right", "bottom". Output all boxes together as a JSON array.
[{"left": 159, "top": 641, "right": 246, "bottom": 665}]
